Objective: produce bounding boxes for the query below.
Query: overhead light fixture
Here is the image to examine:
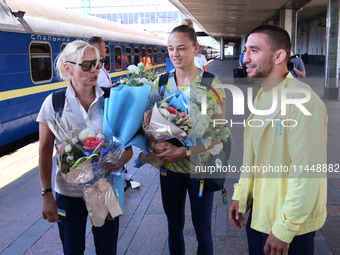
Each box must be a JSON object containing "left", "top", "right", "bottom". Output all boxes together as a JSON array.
[{"left": 11, "top": 10, "right": 25, "bottom": 20}]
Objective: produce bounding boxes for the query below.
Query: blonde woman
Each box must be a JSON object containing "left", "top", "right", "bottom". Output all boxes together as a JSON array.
[{"left": 37, "top": 40, "right": 132, "bottom": 255}]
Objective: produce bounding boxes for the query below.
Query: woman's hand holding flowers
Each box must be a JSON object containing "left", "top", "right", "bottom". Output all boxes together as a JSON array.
[{"left": 154, "top": 141, "right": 186, "bottom": 163}]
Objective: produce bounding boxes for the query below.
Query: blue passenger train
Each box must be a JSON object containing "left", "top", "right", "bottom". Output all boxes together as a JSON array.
[{"left": 0, "top": 0, "right": 167, "bottom": 154}]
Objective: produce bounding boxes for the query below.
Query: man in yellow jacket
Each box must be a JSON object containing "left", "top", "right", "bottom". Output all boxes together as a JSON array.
[{"left": 229, "top": 25, "right": 327, "bottom": 255}]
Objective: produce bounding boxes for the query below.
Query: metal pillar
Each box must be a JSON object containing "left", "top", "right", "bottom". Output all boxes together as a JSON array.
[
  {"left": 220, "top": 36, "right": 224, "bottom": 61},
  {"left": 324, "top": 0, "right": 340, "bottom": 99}
]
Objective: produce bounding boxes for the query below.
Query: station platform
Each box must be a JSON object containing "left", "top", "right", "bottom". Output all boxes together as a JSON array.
[{"left": 0, "top": 57, "right": 339, "bottom": 255}]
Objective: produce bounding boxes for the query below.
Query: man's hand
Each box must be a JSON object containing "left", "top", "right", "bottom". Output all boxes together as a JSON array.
[
  {"left": 264, "top": 232, "right": 290, "bottom": 255},
  {"left": 228, "top": 200, "right": 245, "bottom": 228}
]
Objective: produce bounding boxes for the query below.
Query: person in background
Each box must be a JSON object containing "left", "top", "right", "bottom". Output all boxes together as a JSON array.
[
  {"left": 229, "top": 25, "right": 327, "bottom": 255},
  {"left": 239, "top": 49, "right": 246, "bottom": 68},
  {"left": 88, "top": 36, "right": 112, "bottom": 87},
  {"left": 288, "top": 49, "right": 306, "bottom": 78},
  {"left": 37, "top": 40, "right": 133, "bottom": 255},
  {"left": 194, "top": 50, "right": 209, "bottom": 71},
  {"left": 146, "top": 24, "right": 226, "bottom": 255},
  {"left": 239, "top": 49, "right": 247, "bottom": 77}
]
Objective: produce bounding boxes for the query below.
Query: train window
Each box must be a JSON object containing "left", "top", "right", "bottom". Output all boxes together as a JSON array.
[
  {"left": 125, "top": 47, "right": 131, "bottom": 67},
  {"left": 104, "top": 45, "right": 111, "bottom": 71},
  {"left": 141, "top": 48, "right": 146, "bottom": 65},
  {"left": 60, "top": 43, "right": 67, "bottom": 52},
  {"left": 162, "top": 48, "right": 165, "bottom": 63},
  {"left": 134, "top": 47, "right": 140, "bottom": 64},
  {"left": 30, "top": 42, "right": 52, "bottom": 84},
  {"left": 114, "top": 46, "right": 122, "bottom": 70},
  {"left": 154, "top": 48, "right": 158, "bottom": 64}
]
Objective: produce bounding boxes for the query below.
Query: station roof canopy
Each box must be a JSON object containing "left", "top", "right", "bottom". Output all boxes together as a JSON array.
[{"left": 169, "top": 0, "right": 327, "bottom": 42}]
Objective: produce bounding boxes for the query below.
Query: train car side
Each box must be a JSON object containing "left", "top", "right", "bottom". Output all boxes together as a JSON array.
[{"left": 0, "top": 0, "right": 167, "bottom": 152}]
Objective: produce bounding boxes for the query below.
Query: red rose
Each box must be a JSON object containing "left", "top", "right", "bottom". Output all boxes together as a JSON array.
[
  {"left": 179, "top": 112, "right": 187, "bottom": 118},
  {"left": 82, "top": 137, "right": 104, "bottom": 151},
  {"left": 164, "top": 106, "right": 178, "bottom": 115}
]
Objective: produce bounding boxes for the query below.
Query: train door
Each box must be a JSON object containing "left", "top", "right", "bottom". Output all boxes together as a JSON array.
[
  {"left": 153, "top": 48, "right": 158, "bottom": 65},
  {"left": 134, "top": 47, "right": 140, "bottom": 65},
  {"left": 125, "top": 47, "right": 131, "bottom": 68}
]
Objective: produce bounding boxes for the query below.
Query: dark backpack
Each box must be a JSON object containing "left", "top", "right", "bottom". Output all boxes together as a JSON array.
[
  {"left": 158, "top": 71, "right": 230, "bottom": 203},
  {"left": 52, "top": 87, "right": 111, "bottom": 115}
]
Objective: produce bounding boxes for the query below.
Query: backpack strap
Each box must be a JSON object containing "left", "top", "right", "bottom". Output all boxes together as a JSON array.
[
  {"left": 158, "top": 69, "right": 177, "bottom": 97},
  {"left": 52, "top": 89, "right": 66, "bottom": 114},
  {"left": 201, "top": 71, "right": 215, "bottom": 87},
  {"left": 101, "top": 87, "right": 111, "bottom": 98},
  {"left": 158, "top": 72, "right": 170, "bottom": 97}
]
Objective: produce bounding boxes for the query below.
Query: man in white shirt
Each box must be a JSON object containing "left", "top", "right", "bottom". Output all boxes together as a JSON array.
[
  {"left": 88, "top": 36, "right": 112, "bottom": 88},
  {"left": 194, "top": 52, "right": 209, "bottom": 71}
]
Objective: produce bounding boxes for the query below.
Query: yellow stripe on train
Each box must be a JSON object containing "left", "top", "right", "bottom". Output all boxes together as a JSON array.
[{"left": 0, "top": 63, "right": 165, "bottom": 101}]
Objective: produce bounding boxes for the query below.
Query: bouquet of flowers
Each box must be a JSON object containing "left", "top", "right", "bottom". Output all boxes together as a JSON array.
[
  {"left": 103, "top": 62, "right": 156, "bottom": 211},
  {"left": 140, "top": 84, "right": 230, "bottom": 168},
  {"left": 54, "top": 121, "right": 125, "bottom": 186},
  {"left": 49, "top": 112, "right": 125, "bottom": 226},
  {"left": 143, "top": 90, "right": 190, "bottom": 146},
  {"left": 183, "top": 86, "right": 231, "bottom": 155},
  {"left": 117, "top": 62, "right": 157, "bottom": 93}
]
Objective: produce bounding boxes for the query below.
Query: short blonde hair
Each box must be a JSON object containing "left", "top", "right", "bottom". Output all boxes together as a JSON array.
[{"left": 55, "top": 40, "right": 100, "bottom": 80}]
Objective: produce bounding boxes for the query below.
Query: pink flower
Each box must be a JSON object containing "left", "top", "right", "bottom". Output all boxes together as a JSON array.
[
  {"left": 179, "top": 112, "right": 187, "bottom": 118},
  {"left": 164, "top": 106, "right": 178, "bottom": 115},
  {"left": 82, "top": 137, "right": 104, "bottom": 151}
]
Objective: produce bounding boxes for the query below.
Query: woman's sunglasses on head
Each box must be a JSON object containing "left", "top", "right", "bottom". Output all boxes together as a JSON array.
[{"left": 66, "top": 59, "right": 104, "bottom": 72}]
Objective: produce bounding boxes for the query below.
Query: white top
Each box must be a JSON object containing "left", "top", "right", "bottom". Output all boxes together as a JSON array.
[
  {"left": 37, "top": 83, "right": 106, "bottom": 197},
  {"left": 97, "top": 66, "right": 111, "bottom": 88},
  {"left": 194, "top": 53, "right": 208, "bottom": 70}
]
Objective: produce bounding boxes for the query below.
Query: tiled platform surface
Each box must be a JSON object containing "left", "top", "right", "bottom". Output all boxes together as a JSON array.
[{"left": 0, "top": 58, "right": 339, "bottom": 255}]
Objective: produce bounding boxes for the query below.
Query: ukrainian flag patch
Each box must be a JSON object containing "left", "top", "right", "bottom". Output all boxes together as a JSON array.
[
  {"left": 57, "top": 208, "right": 66, "bottom": 217},
  {"left": 160, "top": 168, "right": 167, "bottom": 176}
]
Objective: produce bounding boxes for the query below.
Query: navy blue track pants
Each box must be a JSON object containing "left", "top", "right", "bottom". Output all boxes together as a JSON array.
[
  {"left": 56, "top": 192, "right": 119, "bottom": 255},
  {"left": 160, "top": 170, "right": 214, "bottom": 255},
  {"left": 246, "top": 208, "right": 315, "bottom": 255}
]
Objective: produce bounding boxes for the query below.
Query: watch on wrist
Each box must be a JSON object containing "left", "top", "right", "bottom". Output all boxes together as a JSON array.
[
  {"left": 185, "top": 147, "right": 192, "bottom": 157},
  {"left": 40, "top": 189, "right": 52, "bottom": 195}
]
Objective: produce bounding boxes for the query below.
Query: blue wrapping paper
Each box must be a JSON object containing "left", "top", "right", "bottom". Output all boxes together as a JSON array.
[{"left": 102, "top": 84, "right": 151, "bottom": 212}]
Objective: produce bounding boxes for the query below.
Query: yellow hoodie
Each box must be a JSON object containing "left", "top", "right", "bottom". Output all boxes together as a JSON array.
[{"left": 232, "top": 73, "right": 328, "bottom": 243}]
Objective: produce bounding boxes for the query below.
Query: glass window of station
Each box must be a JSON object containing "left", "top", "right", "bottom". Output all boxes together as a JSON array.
[{"left": 93, "top": 11, "right": 187, "bottom": 25}]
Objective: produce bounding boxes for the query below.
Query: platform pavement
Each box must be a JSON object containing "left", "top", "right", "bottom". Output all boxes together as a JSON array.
[{"left": 0, "top": 57, "right": 339, "bottom": 255}]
